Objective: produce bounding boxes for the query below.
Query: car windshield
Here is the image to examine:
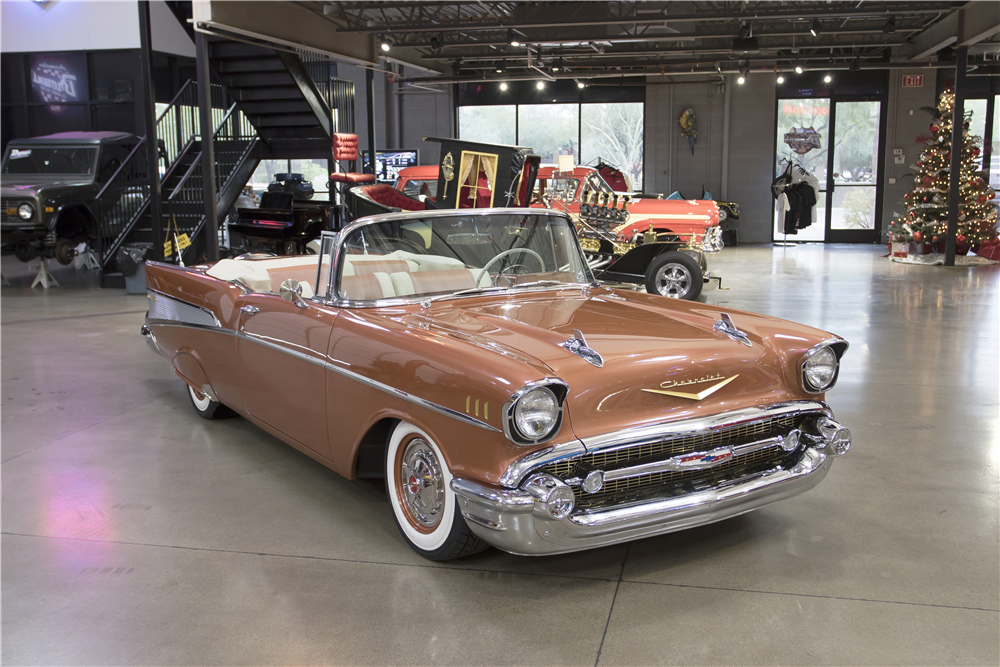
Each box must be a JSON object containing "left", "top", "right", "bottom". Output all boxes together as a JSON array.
[
  {"left": 398, "top": 178, "right": 438, "bottom": 198},
  {"left": 334, "top": 212, "right": 594, "bottom": 303},
  {"left": 1, "top": 146, "right": 98, "bottom": 176}
]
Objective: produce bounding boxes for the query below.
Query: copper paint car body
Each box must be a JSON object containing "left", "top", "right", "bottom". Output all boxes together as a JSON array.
[{"left": 142, "top": 209, "right": 849, "bottom": 558}]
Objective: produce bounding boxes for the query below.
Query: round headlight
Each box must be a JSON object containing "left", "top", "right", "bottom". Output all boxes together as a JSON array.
[
  {"left": 18, "top": 203, "right": 33, "bottom": 220},
  {"left": 803, "top": 346, "right": 838, "bottom": 391},
  {"left": 513, "top": 386, "right": 559, "bottom": 441}
]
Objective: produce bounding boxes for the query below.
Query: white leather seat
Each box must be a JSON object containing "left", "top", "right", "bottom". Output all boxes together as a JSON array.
[{"left": 206, "top": 259, "right": 272, "bottom": 293}]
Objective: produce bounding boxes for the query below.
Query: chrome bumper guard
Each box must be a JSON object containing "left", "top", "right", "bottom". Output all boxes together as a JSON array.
[
  {"left": 140, "top": 318, "right": 160, "bottom": 356},
  {"left": 451, "top": 413, "right": 848, "bottom": 556}
]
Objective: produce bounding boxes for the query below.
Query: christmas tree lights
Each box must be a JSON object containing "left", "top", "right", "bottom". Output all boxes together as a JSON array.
[{"left": 889, "top": 89, "right": 999, "bottom": 250}]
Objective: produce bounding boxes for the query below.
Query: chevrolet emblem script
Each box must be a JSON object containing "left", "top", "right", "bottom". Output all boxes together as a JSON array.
[{"left": 642, "top": 374, "right": 739, "bottom": 400}]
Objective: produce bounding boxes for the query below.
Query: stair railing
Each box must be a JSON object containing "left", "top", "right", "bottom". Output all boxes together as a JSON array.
[{"left": 95, "top": 137, "right": 152, "bottom": 268}]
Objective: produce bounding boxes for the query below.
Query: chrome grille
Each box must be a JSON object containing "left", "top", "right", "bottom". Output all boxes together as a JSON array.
[
  {"left": 540, "top": 414, "right": 807, "bottom": 511},
  {"left": 147, "top": 291, "right": 220, "bottom": 328}
]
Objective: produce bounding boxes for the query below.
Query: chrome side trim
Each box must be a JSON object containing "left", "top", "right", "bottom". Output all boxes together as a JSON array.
[
  {"left": 235, "top": 332, "right": 501, "bottom": 433},
  {"left": 147, "top": 322, "right": 237, "bottom": 336},
  {"left": 580, "top": 400, "right": 830, "bottom": 452},
  {"left": 147, "top": 289, "right": 221, "bottom": 329},
  {"left": 236, "top": 332, "right": 326, "bottom": 369},
  {"left": 326, "top": 359, "right": 502, "bottom": 433}
]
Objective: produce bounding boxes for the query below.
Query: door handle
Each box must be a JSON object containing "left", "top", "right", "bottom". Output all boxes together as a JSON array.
[{"left": 240, "top": 305, "right": 259, "bottom": 315}]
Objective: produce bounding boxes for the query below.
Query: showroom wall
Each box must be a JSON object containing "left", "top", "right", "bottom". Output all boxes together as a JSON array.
[{"left": 645, "top": 75, "right": 777, "bottom": 243}]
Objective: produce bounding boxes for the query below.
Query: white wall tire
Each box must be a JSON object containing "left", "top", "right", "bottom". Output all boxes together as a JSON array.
[
  {"left": 186, "top": 384, "right": 235, "bottom": 420},
  {"left": 385, "top": 421, "right": 488, "bottom": 560}
]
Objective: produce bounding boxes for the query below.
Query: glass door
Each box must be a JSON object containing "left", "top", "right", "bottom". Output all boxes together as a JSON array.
[
  {"left": 827, "top": 100, "right": 884, "bottom": 243},
  {"left": 774, "top": 98, "right": 830, "bottom": 241}
]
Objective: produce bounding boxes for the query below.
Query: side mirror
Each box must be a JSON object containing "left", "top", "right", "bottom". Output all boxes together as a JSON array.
[{"left": 280, "top": 279, "right": 308, "bottom": 309}]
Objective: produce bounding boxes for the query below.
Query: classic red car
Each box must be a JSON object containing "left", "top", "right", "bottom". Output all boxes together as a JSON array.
[{"left": 143, "top": 209, "right": 850, "bottom": 561}]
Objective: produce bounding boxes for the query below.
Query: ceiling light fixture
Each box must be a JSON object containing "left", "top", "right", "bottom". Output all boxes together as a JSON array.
[
  {"left": 508, "top": 29, "right": 520, "bottom": 47},
  {"left": 732, "top": 22, "right": 760, "bottom": 54},
  {"left": 824, "top": 74, "right": 832, "bottom": 83},
  {"left": 500, "top": 82, "right": 508, "bottom": 91},
  {"left": 795, "top": 64, "right": 804, "bottom": 74},
  {"left": 810, "top": 19, "right": 821, "bottom": 37},
  {"left": 496, "top": 60, "right": 506, "bottom": 73},
  {"left": 536, "top": 81, "right": 545, "bottom": 90},
  {"left": 777, "top": 75, "right": 785, "bottom": 84},
  {"left": 379, "top": 36, "right": 392, "bottom": 52},
  {"left": 737, "top": 75, "right": 746, "bottom": 85},
  {"left": 882, "top": 16, "right": 896, "bottom": 34},
  {"left": 850, "top": 58, "right": 861, "bottom": 72},
  {"left": 577, "top": 80, "right": 585, "bottom": 88}
]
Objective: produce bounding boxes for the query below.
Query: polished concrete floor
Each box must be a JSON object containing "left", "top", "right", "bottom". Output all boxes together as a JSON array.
[{"left": 2, "top": 245, "right": 998, "bottom": 666}]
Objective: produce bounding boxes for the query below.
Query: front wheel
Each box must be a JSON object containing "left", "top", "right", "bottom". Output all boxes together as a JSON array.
[
  {"left": 385, "top": 421, "right": 488, "bottom": 561},
  {"left": 187, "top": 384, "right": 235, "bottom": 419},
  {"left": 645, "top": 251, "right": 703, "bottom": 300}
]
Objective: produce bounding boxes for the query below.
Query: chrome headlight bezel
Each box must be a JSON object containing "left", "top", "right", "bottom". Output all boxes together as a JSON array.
[
  {"left": 800, "top": 339, "right": 848, "bottom": 393},
  {"left": 504, "top": 378, "right": 568, "bottom": 445},
  {"left": 17, "top": 203, "right": 34, "bottom": 220}
]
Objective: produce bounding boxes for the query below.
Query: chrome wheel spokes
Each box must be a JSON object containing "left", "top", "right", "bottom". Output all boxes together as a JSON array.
[
  {"left": 400, "top": 438, "right": 445, "bottom": 528},
  {"left": 655, "top": 264, "right": 692, "bottom": 298}
]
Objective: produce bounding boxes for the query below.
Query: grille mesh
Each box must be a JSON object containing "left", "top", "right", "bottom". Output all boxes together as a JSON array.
[{"left": 540, "top": 414, "right": 808, "bottom": 511}]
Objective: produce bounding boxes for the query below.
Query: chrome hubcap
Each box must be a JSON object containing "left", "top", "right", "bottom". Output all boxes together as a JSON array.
[
  {"left": 400, "top": 438, "right": 445, "bottom": 528},
  {"left": 655, "top": 263, "right": 692, "bottom": 298}
]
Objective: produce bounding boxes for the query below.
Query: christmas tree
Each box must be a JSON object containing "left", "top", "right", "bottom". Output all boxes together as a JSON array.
[{"left": 889, "top": 89, "right": 998, "bottom": 250}]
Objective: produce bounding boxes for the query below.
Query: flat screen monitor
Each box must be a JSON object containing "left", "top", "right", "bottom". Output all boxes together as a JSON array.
[{"left": 362, "top": 149, "right": 419, "bottom": 183}]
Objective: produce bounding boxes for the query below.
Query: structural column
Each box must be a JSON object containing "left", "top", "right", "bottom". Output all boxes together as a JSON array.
[
  {"left": 196, "top": 31, "right": 219, "bottom": 263},
  {"left": 945, "top": 45, "right": 968, "bottom": 267},
  {"left": 137, "top": 1, "right": 163, "bottom": 261},
  {"left": 366, "top": 67, "right": 376, "bottom": 173}
]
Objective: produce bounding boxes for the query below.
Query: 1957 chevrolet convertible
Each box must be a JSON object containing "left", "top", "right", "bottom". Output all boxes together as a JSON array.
[{"left": 142, "top": 209, "right": 851, "bottom": 561}]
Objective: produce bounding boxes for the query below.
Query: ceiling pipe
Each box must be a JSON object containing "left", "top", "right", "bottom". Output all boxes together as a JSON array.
[
  {"left": 335, "top": 5, "right": 956, "bottom": 34},
  {"left": 399, "top": 26, "right": 924, "bottom": 50}
]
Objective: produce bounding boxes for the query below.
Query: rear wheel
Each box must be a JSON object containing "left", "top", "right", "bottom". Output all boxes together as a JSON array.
[
  {"left": 187, "top": 385, "right": 235, "bottom": 419},
  {"left": 645, "top": 251, "right": 703, "bottom": 300},
  {"left": 385, "top": 421, "right": 488, "bottom": 561}
]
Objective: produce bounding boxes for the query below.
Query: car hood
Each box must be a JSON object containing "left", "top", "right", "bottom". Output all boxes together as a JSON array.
[
  {"left": 405, "top": 289, "right": 809, "bottom": 442},
  {"left": 1, "top": 176, "right": 93, "bottom": 197}
]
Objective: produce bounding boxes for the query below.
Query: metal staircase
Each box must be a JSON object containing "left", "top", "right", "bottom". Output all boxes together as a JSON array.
[{"left": 96, "top": 42, "right": 354, "bottom": 286}]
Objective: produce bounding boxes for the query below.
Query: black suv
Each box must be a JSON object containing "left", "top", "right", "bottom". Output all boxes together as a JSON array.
[{"left": 1, "top": 131, "right": 139, "bottom": 263}]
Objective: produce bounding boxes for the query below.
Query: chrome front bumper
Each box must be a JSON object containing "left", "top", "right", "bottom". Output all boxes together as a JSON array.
[
  {"left": 140, "top": 318, "right": 160, "bottom": 356},
  {"left": 452, "top": 442, "right": 839, "bottom": 557}
]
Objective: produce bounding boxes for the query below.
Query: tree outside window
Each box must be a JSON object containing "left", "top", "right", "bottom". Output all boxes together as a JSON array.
[{"left": 581, "top": 103, "right": 644, "bottom": 191}]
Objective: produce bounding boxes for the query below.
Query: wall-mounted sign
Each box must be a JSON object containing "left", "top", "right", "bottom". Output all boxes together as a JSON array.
[
  {"left": 901, "top": 75, "right": 923, "bottom": 88},
  {"left": 30, "top": 53, "right": 88, "bottom": 110},
  {"left": 783, "top": 126, "right": 823, "bottom": 155}
]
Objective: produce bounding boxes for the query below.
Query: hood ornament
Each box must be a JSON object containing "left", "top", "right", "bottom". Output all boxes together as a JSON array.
[
  {"left": 643, "top": 374, "right": 739, "bottom": 400},
  {"left": 564, "top": 329, "right": 603, "bottom": 368},
  {"left": 714, "top": 313, "right": 751, "bottom": 347}
]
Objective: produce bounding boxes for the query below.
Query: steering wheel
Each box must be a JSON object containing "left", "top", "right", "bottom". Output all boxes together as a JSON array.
[{"left": 475, "top": 248, "right": 544, "bottom": 285}]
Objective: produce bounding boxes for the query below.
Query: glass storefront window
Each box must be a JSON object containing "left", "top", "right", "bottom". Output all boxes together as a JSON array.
[
  {"left": 458, "top": 105, "right": 516, "bottom": 145},
  {"left": 991, "top": 96, "right": 1000, "bottom": 191},
  {"left": 581, "top": 102, "right": 644, "bottom": 191},
  {"left": 518, "top": 103, "right": 579, "bottom": 165}
]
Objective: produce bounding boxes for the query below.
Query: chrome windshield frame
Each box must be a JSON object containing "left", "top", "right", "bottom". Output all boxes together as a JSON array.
[{"left": 318, "top": 208, "right": 599, "bottom": 309}]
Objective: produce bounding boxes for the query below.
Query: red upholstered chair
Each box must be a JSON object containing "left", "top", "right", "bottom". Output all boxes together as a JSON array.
[{"left": 330, "top": 133, "right": 376, "bottom": 185}]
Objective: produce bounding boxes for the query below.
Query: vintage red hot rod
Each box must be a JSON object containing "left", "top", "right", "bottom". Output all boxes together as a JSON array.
[{"left": 142, "top": 208, "right": 851, "bottom": 561}]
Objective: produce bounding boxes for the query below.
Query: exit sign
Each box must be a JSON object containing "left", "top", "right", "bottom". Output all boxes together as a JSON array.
[{"left": 902, "top": 75, "right": 924, "bottom": 88}]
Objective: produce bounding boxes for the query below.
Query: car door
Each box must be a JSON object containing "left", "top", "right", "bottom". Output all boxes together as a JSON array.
[{"left": 235, "top": 293, "right": 338, "bottom": 458}]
